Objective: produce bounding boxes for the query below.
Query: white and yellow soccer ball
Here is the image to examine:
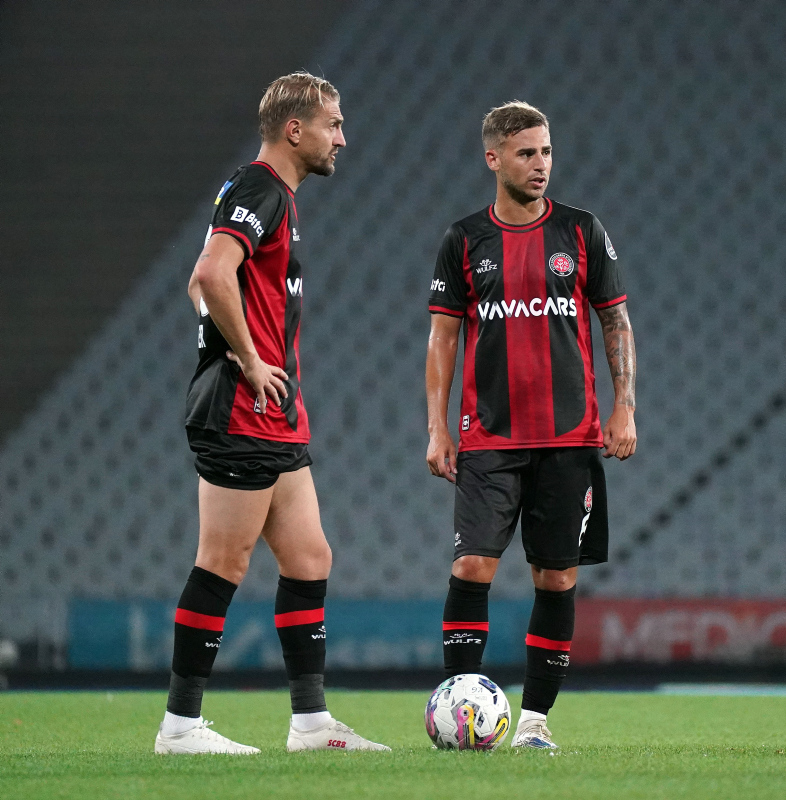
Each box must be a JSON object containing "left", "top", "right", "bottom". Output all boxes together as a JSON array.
[{"left": 425, "top": 673, "right": 511, "bottom": 750}]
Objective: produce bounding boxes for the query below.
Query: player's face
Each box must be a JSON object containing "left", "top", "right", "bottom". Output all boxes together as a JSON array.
[
  {"left": 300, "top": 100, "right": 345, "bottom": 176},
  {"left": 487, "top": 126, "right": 552, "bottom": 204}
]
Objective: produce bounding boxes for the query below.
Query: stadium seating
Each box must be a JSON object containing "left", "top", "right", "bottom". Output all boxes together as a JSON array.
[{"left": 2, "top": 0, "right": 785, "bottom": 652}]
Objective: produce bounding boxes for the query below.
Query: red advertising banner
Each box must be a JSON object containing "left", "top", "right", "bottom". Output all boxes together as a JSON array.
[{"left": 572, "top": 599, "right": 786, "bottom": 664}]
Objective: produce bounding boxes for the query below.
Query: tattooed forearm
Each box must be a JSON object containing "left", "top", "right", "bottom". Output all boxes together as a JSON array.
[{"left": 596, "top": 302, "right": 636, "bottom": 407}]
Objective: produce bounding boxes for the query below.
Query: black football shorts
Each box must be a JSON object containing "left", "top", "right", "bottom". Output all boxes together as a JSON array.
[
  {"left": 453, "top": 447, "right": 608, "bottom": 570},
  {"left": 186, "top": 427, "right": 313, "bottom": 491}
]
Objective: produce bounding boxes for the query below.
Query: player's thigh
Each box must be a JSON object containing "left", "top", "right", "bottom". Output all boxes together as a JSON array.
[
  {"left": 453, "top": 450, "right": 524, "bottom": 561},
  {"left": 261, "top": 466, "right": 330, "bottom": 579},
  {"left": 522, "top": 447, "right": 596, "bottom": 570},
  {"left": 196, "top": 478, "right": 273, "bottom": 572}
]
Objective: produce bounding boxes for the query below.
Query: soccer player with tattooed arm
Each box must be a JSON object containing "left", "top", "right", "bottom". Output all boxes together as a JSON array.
[
  {"left": 426, "top": 101, "right": 636, "bottom": 749},
  {"left": 154, "top": 72, "right": 389, "bottom": 755}
]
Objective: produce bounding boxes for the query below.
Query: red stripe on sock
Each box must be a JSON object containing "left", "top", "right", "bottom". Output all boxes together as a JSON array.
[
  {"left": 175, "top": 608, "right": 225, "bottom": 631},
  {"left": 526, "top": 633, "right": 572, "bottom": 651},
  {"left": 442, "top": 621, "right": 490, "bottom": 631},
  {"left": 274, "top": 608, "right": 325, "bottom": 628}
]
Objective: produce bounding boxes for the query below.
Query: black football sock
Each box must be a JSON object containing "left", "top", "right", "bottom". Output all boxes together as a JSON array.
[
  {"left": 442, "top": 575, "right": 491, "bottom": 678},
  {"left": 522, "top": 585, "right": 576, "bottom": 716},
  {"left": 275, "top": 575, "right": 328, "bottom": 714},
  {"left": 167, "top": 566, "right": 237, "bottom": 718}
]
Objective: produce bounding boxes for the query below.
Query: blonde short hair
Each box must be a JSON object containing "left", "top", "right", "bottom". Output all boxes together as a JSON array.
[
  {"left": 482, "top": 101, "right": 549, "bottom": 149},
  {"left": 258, "top": 71, "right": 340, "bottom": 142}
]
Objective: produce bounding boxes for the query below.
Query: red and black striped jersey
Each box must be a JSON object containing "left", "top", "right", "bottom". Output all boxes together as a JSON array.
[
  {"left": 185, "top": 161, "right": 309, "bottom": 443},
  {"left": 429, "top": 199, "right": 626, "bottom": 452}
]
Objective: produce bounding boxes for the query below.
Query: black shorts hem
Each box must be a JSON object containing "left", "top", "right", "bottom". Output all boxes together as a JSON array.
[
  {"left": 578, "top": 554, "right": 608, "bottom": 566},
  {"left": 453, "top": 546, "right": 505, "bottom": 561},
  {"left": 525, "top": 553, "right": 609, "bottom": 570},
  {"left": 187, "top": 427, "right": 312, "bottom": 492},
  {"left": 195, "top": 466, "right": 279, "bottom": 492}
]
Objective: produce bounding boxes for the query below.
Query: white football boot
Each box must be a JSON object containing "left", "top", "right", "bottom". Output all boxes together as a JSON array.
[
  {"left": 510, "top": 717, "right": 558, "bottom": 750},
  {"left": 155, "top": 719, "right": 260, "bottom": 754},
  {"left": 286, "top": 718, "right": 391, "bottom": 752}
]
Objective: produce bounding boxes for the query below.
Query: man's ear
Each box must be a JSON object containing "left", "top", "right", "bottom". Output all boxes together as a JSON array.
[
  {"left": 485, "top": 148, "right": 501, "bottom": 172},
  {"left": 285, "top": 117, "right": 302, "bottom": 146}
]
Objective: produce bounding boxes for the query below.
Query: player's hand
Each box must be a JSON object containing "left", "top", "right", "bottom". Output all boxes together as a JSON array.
[
  {"left": 602, "top": 405, "right": 636, "bottom": 460},
  {"left": 427, "top": 428, "right": 458, "bottom": 483},
  {"left": 226, "top": 350, "right": 288, "bottom": 412}
]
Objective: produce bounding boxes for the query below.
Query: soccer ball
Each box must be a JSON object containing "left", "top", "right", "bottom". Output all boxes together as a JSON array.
[{"left": 425, "top": 673, "right": 511, "bottom": 750}]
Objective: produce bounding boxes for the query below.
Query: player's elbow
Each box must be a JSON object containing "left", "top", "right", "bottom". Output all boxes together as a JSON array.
[
  {"left": 428, "top": 333, "right": 459, "bottom": 357},
  {"left": 193, "top": 262, "right": 230, "bottom": 297},
  {"left": 187, "top": 270, "right": 200, "bottom": 297},
  {"left": 193, "top": 260, "right": 213, "bottom": 288}
]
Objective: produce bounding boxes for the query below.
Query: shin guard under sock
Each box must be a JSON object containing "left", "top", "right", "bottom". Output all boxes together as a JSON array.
[
  {"left": 442, "top": 575, "right": 491, "bottom": 678},
  {"left": 167, "top": 566, "right": 237, "bottom": 717},
  {"left": 522, "top": 585, "right": 576, "bottom": 716},
  {"left": 275, "top": 575, "right": 328, "bottom": 713}
]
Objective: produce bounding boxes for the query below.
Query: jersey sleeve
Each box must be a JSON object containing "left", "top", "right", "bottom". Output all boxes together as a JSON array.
[
  {"left": 211, "top": 176, "right": 287, "bottom": 259},
  {"left": 583, "top": 214, "right": 627, "bottom": 309},
  {"left": 429, "top": 225, "right": 468, "bottom": 317}
]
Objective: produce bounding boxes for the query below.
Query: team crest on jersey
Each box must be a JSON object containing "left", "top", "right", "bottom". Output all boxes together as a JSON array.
[
  {"left": 584, "top": 486, "right": 593, "bottom": 512},
  {"left": 549, "top": 252, "right": 574, "bottom": 276},
  {"left": 605, "top": 232, "right": 617, "bottom": 260}
]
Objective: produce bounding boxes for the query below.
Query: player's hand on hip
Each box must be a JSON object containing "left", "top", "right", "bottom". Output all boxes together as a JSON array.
[
  {"left": 427, "top": 428, "right": 458, "bottom": 483},
  {"left": 602, "top": 405, "right": 637, "bottom": 460},
  {"left": 226, "top": 350, "right": 288, "bottom": 411}
]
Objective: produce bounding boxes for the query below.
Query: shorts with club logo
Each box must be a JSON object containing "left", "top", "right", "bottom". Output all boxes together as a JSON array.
[
  {"left": 453, "top": 446, "right": 608, "bottom": 570},
  {"left": 187, "top": 427, "right": 313, "bottom": 491}
]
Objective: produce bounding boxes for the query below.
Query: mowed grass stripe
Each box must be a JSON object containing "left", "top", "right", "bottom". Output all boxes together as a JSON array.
[{"left": 1, "top": 691, "right": 785, "bottom": 800}]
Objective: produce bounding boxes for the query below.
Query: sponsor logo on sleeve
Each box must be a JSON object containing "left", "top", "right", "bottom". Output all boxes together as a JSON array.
[
  {"left": 549, "top": 252, "right": 575, "bottom": 276},
  {"left": 230, "top": 206, "right": 264, "bottom": 238},
  {"left": 605, "top": 232, "right": 617, "bottom": 260},
  {"left": 431, "top": 278, "right": 446, "bottom": 292}
]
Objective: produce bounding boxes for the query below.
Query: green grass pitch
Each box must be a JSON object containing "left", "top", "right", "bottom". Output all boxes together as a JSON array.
[{"left": 1, "top": 691, "right": 785, "bottom": 799}]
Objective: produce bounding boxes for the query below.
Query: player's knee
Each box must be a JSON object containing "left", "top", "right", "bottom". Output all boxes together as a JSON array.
[
  {"left": 316, "top": 539, "right": 332, "bottom": 573},
  {"left": 533, "top": 568, "right": 575, "bottom": 592},
  {"left": 452, "top": 555, "right": 497, "bottom": 583},
  {"left": 291, "top": 538, "right": 331, "bottom": 580},
  {"left": 196, "top": 542, "right": 254, "bottom": 586}
]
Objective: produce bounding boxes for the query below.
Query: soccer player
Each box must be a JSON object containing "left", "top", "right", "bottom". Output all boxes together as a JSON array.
[
  {"left": 426, "top": 102, "right": 636, "bottom": 749},
  {"left": 155, "top": 72, "right": 389, "bottom": 754}
]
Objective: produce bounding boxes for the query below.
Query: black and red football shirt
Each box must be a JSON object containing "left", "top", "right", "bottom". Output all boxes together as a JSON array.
[
  {"left": 185, "top": 161, "right": 309, "bottom": 443},
  {"left": 429, "top": 199, "right": 626, "bottom": 451}
]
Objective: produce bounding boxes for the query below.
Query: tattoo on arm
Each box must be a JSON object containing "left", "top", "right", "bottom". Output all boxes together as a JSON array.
[{"left": 596, "top": 302, "right": 636, "bottom": 407}]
